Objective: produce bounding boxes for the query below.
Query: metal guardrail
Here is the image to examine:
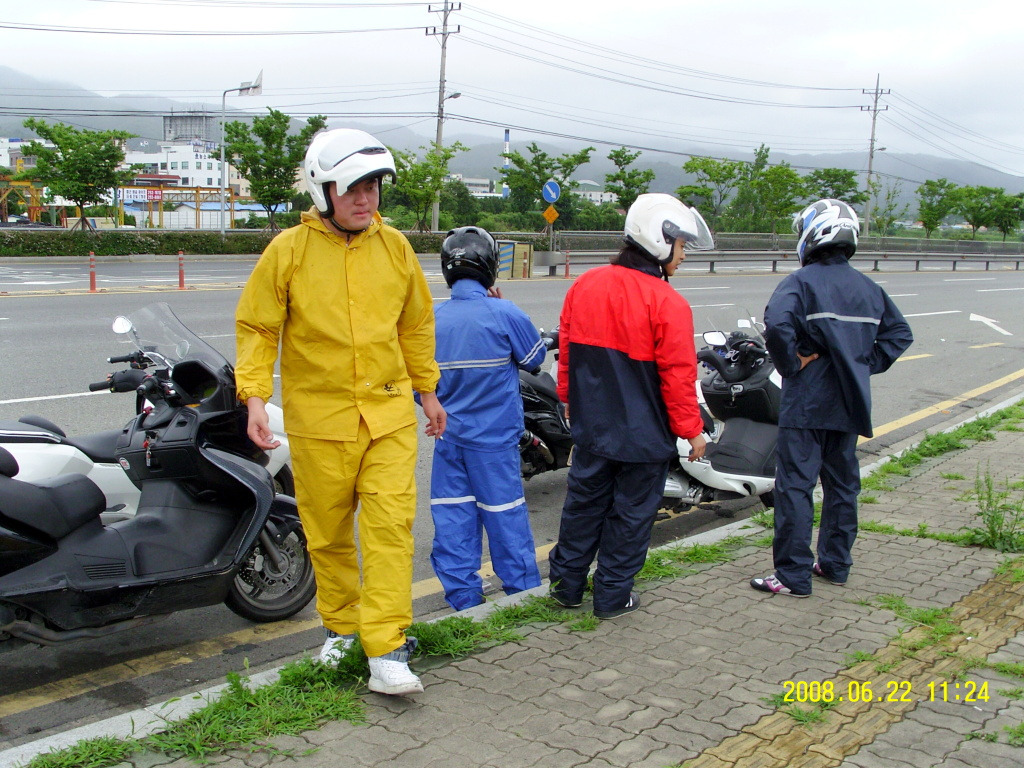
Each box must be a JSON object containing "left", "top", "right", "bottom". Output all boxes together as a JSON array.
[{"left": 533, "top": 249, "right": 1024, "bottom": 276}]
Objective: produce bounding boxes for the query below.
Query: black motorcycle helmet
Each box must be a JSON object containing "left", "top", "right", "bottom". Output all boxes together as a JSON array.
[{"left": 440, "top": 226, "right": 499, "bottom": 289}]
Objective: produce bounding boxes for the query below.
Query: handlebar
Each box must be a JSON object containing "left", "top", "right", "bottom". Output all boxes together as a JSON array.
[
  {"left": 88, "top": 380, "right": 112, "bottom": 392},
  {"left": 108, "top": 351, "right": 147, "bottom": 365}
]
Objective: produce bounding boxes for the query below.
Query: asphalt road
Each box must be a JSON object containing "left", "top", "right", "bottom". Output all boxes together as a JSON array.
[{"left": 1, "top": 256, "right": 1023, "bottom": 748}]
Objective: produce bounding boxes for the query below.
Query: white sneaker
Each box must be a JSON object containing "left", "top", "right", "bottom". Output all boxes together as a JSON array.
[
  {"left": 319, "top": 630, "right": 355, "bottom": 665},
  {"left": 368, "top": 638, "right": 423, "bottom": 696}
]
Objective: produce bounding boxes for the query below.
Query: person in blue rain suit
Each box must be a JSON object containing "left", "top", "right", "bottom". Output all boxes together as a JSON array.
[
  {"left": 750, "top": 199, "right": 913, "bottom": 598},
  {"left": 428, "top": 226, "right": 547, "bottom": 611}
]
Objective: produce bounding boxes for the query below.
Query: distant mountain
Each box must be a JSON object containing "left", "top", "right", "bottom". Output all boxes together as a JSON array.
[{"left": 4, "top": 66, "right": 1021, "bottom": 199}]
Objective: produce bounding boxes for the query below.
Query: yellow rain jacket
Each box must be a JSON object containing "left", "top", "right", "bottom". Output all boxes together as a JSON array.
[{"left": 235, "top": 209, "right": 440, "bottom": 439}]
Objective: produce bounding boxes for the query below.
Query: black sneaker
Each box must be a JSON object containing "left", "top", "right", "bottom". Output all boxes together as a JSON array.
[
  {"left": 549, "top": 590, "right": 582, "bottom": 609},
  {"left": 594, "top": 593, "right": 640, "bottom": 619}
]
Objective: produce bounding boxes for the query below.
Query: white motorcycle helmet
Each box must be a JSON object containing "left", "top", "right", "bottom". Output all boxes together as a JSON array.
[
  {"left": 624, "top": 193, "right": 715, "bottom": 264},
  {"left": 793, "top": 198, "right": 859, "bottom": 264},
  {"left": 303, "top": 128, "right": 396, "bottom": 219}
]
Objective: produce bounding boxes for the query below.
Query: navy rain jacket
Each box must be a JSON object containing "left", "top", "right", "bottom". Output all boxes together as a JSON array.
[
  {"left": 558, "top": 261, "right": 704, "bottom": 463},
  {"left": 763, "top": 252, "right": 913, "bottom": 438}
]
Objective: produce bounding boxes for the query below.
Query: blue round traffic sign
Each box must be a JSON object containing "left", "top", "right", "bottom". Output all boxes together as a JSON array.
[{"left": 542, "top": 180, "right": 561, "bottom": 203}]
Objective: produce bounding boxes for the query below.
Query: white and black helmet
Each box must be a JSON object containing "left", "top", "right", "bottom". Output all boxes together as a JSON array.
[
  {"left": 624, "top": 193, "right": 715, "bottom": 264},
  {"left": 303, "top": 128, "right": 396, "bottom": 217},
  {"left": 793, "top": 198, "right": 859, "bottom": 264}
]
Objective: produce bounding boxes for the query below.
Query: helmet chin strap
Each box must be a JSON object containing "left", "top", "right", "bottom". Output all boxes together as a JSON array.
[{"left": 327, "top": 216, "right": 367, "bottom": 236}]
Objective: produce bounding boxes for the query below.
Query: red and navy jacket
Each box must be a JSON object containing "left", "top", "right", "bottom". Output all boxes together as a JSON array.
[{"left": 557, "top": 262, "right": 704, "bottom": 463}]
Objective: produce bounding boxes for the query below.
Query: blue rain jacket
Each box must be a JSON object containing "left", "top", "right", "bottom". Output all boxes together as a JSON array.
[
  {"left": 763, "top": 252, "right": 913, "bottom": 438},
  {"left": 433, "top": 279, "right": 546, "bottom": 450}
]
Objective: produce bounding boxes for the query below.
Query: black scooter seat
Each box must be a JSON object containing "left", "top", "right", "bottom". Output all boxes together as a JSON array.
[
  {"left": 0, "top": 472, "right": 106, "bottom": 540},
  {"left": 520, "top": 369, "right": 559, "bottom": 402}
]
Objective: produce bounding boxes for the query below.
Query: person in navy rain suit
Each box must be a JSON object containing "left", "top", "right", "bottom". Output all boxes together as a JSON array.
[
  {"left": 428, "top": 226, "right": 546, "bottom": 611},
  {"left": 547, "top": 194, "right": 715, "bottom": 619},
  {"left": 751, "top": 198, "right": 913, "bottom": 598}
]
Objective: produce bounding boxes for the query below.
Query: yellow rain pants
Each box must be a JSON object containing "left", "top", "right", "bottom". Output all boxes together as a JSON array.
[{"left": 289, "top": 422, "right": 417, "bottom": 658}]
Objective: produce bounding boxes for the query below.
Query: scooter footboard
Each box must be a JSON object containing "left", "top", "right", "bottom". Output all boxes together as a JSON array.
[{"left": 705, "top": 418, "right": 777, "bottom": 477}]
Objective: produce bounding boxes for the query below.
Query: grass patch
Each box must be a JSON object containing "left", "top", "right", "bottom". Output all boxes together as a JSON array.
[
  {"left": 637, "top": 538, "right": 743, "bottom": 581},
  {"left": 959, "top": 469, "right": 1024, "bottom": 552},
  {"left": 844, "top": 650, "right": 875, "bottom": 668},
  {"left": 873, "top": 595, "right": 961, "bottom": 646},
  {"left": 1006, "top": 722, "right": 1024, "bottom": 747},
  {"left": 941, "top": 472, "right": 966, "bottom": 480},
  {"left": 995, "top": 556, "right": 1024, "bottom": 583},
  {"left": 860, "top": 495, "right": 878, "bottom": 504},
  {"left": 25, "top": 661, "right": 365, "bottom": 768}
]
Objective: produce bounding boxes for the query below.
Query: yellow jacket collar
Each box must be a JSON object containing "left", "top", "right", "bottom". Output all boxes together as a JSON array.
[{"left": 302, "top": 206, "right": 382, "bottom": 244}]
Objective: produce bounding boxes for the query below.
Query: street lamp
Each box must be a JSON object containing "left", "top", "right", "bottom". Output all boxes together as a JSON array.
[
  {"left": 430, "top": 90, "right": 461, "bottom": 232},
  {"left": 219, "top": 70, "right": 263, "bottom": 236}
]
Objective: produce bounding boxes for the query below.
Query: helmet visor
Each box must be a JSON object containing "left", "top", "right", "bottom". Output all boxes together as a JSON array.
[{"left": 663, "top": 206, "right": 715, "bottom": 251}]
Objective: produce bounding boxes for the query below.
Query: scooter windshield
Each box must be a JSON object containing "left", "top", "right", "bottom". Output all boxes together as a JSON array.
[
  {"left": 697, "top": 307, "right": 767, "bottom": 347},
  {"left": 115, "top": 303, "right": 231, "bottom": 373}
]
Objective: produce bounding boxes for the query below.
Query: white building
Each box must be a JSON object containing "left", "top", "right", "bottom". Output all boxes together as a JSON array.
[{"left": 575, "top": 179, "right": 618, "bottom": 205}]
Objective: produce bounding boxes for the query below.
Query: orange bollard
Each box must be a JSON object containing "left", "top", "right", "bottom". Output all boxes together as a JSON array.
[
  {"left": 178, "top": 251, "right": 185, "bottom": 290},
  {"left": 89, "top": 251, "right": 97, "bottom": 293}
]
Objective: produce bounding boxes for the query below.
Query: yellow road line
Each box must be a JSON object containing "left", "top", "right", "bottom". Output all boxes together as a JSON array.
[
  {"left": 894, "top": 354, "right": 932, "bottom": 362},
  {"left": 861, "top": 366, "right": 1024, "bottom": 444}
]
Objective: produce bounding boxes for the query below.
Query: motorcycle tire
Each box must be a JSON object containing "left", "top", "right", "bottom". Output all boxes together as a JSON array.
[
  {"left": 225, "top": 525, "right": 317, "bottom": 622},
  {"left": 273, "top": 465, "right": 295, "bottom": 496},
  {"left": 758, "top": 490, "right": 776, "bottom": 509}
]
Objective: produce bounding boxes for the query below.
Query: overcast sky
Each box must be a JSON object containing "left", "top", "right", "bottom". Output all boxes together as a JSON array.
[{"left": 3, "top": 0, "right": 1022, "bottom": 182}]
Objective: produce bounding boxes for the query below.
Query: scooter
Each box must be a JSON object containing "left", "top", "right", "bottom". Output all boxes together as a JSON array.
[
  {"left": 0, "top": 303, "right": 316, "bottom": 647},
  {"left": 0, "top": 332, "right": 293, "bottom": 526},
  {"left": 519, "top": 329, "right": 573, "bottom": 479},
  {"left": 664, "top": 311, "right": 781, "bottom": 511}
]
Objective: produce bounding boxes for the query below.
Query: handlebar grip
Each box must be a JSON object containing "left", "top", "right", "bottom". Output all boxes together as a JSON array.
[
  {"left": 88, "top": 380, "right": 111, "bottom": 392},
  {"left": 108, "top": 353, "right": 137, "bottom": 364}
]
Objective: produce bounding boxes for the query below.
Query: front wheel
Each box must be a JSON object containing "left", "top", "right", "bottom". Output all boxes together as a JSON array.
[{"left": 225, "top": 525, "right": 316, "bottom": 622}]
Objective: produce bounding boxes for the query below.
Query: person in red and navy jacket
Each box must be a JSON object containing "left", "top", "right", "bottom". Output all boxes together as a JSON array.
[{"left": 547, "top": 194, "right": 715, "bottom": 620}]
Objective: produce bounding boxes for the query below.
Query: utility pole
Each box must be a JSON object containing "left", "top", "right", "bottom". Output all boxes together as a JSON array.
[
  {"left": 428, "top": 2, "right": 461, "bottom": 232},
  {"left": 861, "top": 74, "right": 889, "bottom": 237}
]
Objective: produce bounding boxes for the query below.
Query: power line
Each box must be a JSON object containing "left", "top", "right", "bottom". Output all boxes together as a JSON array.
[
  {"left": 459, "top": 33, "right": 863, "bottom": 110},
  {"left": 0, "top": 21, "right": 424, "bottom": 36},
  {"left": 460, "top": 4, "right": 861, "bottom": 93}
]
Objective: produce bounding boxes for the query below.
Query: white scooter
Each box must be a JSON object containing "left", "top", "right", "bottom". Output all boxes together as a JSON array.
[
  {"left": 0, "top": 307, "right": 293, "bottom": 525},
  {"left": 662, "top": 311, "right": 781, "bottom": 511}
]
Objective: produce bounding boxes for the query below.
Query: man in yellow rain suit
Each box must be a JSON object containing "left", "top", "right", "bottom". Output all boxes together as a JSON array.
[{"left": 235, "top": 128, "right": 445, "bottom": 696}]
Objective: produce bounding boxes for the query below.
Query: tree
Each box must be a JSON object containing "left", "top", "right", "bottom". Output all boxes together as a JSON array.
[
  {"left": 868, "top": 180, "right": 909, "bottom": 236},
  {"left": 990, "top": 191, "right": 1024, "bottom": 241},
  {"left": 752, "top": 163, "right": 806, "bottom": 235},
  {"left": 676, "top": 156, "right": 744, "bottom": 229},
  {"left": 390, "top": 142, "right": 467, "bottom": 231},
  {"left": 803, "top": 168, "right": 867, "bottom": 206},
  {"left": 916, "top": 178, "right": 958, "bottom": 238},
  {"left": 953, "top": 185, "right": 1001, "bottom": 239},
  {"left": 725, "top": 146, "right": 805, "bottom": 234},
  {"left": 604, "top": 147, "right": 655, "bottom": 211},
  {"left": 224, "top": 109, "right": 327, "bottom": 231},
  {"left": 498, "top": 142, "right": 594, "bottom": 217},
  {"left": 20, "top": 118, "right": 137, "bottom": 231},
  {"left": 723, "top": 145, "right": 771, "bottom": 231},
  {"left": 440, "top": 178, "right": 479, "bottom": 228}
]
